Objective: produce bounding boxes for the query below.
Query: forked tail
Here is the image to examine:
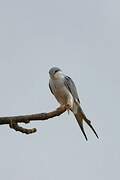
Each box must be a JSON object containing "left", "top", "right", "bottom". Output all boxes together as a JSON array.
[{"left": 74, "top": 104, "right": 99, "bottom": 140}]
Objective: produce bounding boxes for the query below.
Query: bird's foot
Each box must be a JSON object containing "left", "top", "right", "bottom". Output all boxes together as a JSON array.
[
  {"left": 65, "top": 104, "right": 72, "bottom": 115},
  {"left": 65, "top": 104, "right": 71, "bottom": 110}
]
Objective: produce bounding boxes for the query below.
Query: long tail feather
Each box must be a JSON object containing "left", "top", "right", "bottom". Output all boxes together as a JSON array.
[
  {"left": 84, "top": 118, "right": 99, "bottom": 139},
  {"left": 78, "top": 106, "right": 99, "bottom": 138},
  {"left": 74, "top": 103, "right": 99, "bottom": 140},
  {"left": 74, "top": 113, "right": 88, "bottom": 141}
]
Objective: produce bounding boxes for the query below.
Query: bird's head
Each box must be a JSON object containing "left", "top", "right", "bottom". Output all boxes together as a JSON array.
[{"left": 49, "top": 67, "right": 63, "bottom": 79}]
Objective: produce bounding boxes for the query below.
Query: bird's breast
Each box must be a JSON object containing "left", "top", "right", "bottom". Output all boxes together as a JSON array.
[{"left": 50, "top": 79, "right": 74, "bottom": 108}]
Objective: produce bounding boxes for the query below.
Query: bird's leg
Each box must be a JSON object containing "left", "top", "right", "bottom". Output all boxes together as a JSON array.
[{"left": 65, "top": 104, "right": 72, "bottom": 115}]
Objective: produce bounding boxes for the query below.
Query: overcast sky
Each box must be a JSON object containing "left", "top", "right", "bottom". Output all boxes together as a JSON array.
[{"left": 0, "top": 0, "right": 120, "bottom": 179}]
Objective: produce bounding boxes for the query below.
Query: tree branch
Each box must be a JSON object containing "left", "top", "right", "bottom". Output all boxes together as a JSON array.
[{"left": 0, "top": 106, "right": 66, "bottom": 134}]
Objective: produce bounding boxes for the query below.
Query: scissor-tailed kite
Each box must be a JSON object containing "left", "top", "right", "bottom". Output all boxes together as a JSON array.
[{"left": 49, "top": 67, "right": 98, "bottom": 140}]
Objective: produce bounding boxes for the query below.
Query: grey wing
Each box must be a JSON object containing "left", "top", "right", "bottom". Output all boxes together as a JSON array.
[
  {"left": 49, "top": 81, "right": 54, "bottom": 95},
  {"left": 64, "top": 76, "right": 80, "bottom": 103}
]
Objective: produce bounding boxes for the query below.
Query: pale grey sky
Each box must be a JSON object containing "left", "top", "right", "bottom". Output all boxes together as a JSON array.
[{"left": 0, "top": 0, "right": 120, "bottom": 179}]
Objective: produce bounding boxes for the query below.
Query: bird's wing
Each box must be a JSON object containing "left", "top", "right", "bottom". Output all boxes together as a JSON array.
[
  {"left": 49, "top": 81, "right": 54, "bottom": 95},
  {"left": 64, "top": 76, "right": 80, "bottom": 103},
  {"left": 64, "top": 76, "right": 99, "bottom": 140}
]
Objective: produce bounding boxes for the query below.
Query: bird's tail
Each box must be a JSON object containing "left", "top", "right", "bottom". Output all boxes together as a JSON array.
[{"left": 73, "top": 103, "right": 99, "bottom": 141}]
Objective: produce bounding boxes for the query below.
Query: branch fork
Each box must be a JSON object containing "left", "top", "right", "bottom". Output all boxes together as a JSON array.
[{"left": 0, "top": 106, "right": 66, "bottom": 134}]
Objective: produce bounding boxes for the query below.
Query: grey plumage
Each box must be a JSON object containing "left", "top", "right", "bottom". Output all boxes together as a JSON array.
[
  {"left": 64, "top": 76, "right": 80, "bottom": 103},
  {"left": 49, "top": 67, "right": 61, "bottom": 79},
  {"left": 49, "top": 67, "right": 99, "bottom": 140}
]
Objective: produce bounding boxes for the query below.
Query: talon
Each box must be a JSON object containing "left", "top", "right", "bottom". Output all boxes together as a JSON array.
[{"left": 65, "top": 104, "right": 71, "bottom": 110}]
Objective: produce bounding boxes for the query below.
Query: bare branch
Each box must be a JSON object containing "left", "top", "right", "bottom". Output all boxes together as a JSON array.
[
  {"left": 0, "top": 106, "right": 66, "bottom": 134},
  {"left": 9, "top": 121, "right": 37, "bottom": 134}
]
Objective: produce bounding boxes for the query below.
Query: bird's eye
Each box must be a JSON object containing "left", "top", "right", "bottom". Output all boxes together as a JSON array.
[{"left": 54, "top": 70, "right": 59, "bottom": 74}]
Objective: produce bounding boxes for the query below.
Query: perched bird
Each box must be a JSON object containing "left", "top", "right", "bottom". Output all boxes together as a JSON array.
[{"left": 49, "top": 67, "right": 98, "bottom": 140}]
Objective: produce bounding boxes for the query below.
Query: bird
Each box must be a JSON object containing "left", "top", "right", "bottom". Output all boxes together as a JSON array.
[{"left": 49, "top": 67, "right": 99, "bottom": 141}]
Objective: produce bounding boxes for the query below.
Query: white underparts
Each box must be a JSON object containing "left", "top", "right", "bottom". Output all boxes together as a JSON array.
[
  {"left": 54, "top": 71, "right": 64, "bottom": 79},
  {"left": 50, "top": 71, "right": 75, "bottom": 110}
]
